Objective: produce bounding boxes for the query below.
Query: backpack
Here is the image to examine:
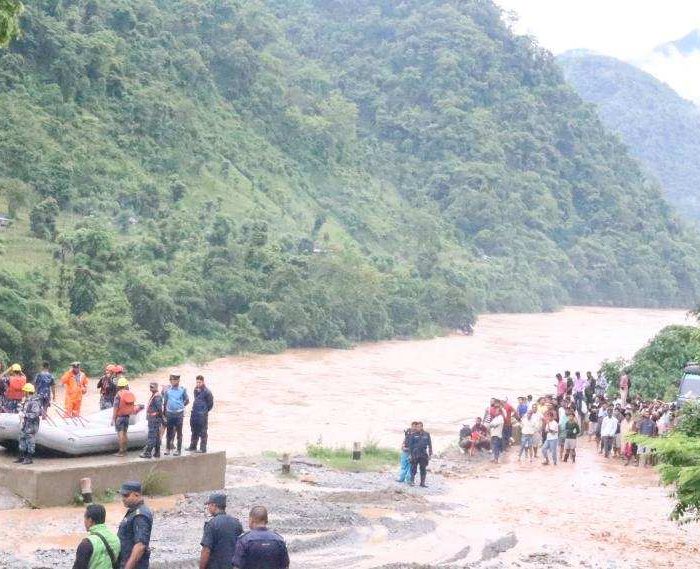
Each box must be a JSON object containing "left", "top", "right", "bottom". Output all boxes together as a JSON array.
[{"left": 116, "top": 391, "right": 136, "bottom": 416}]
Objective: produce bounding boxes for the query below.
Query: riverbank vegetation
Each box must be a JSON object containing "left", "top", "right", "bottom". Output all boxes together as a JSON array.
[
  {"left": 601, "top": 323, "right": 700, "bottom": 400},
  {"left": 307, "top": 442, "right": 399, "bottom": 473},
  {"left": 1, "top": 0, "right": 699, "bottom": 375},
  {"left": 633, "top": 402, "right": 700, "bottom": 523}
]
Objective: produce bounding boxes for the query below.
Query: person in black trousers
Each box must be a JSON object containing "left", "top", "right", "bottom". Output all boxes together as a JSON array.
[
  {"left": 408, "top": 421, "right": 433, "bottom": 487},
  {"left": 188, "top": 375, "right": 214, "bottom": 453}
]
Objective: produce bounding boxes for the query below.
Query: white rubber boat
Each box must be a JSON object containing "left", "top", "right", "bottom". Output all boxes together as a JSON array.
[{"left": 0, "top": 407, "right": 148, "bottom": 456}]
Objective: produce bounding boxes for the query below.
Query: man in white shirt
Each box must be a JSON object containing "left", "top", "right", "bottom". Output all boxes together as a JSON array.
[
  {"left": 518, "top": 409, "right": 538, "bottom": 463},
  {"left": 600, "top": 407, "right": 618, "bottom": 458},
  {"left": 541, "top": 411, "right": 559, "bottom": 466}
]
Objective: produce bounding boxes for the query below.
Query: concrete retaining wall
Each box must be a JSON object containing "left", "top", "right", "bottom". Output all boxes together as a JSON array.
[{"left": 0, "top": 451, "right": 226, "bottom": 507}]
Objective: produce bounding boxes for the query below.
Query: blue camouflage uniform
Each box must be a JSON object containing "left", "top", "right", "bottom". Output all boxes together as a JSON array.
[
  {"left": 33, "top": 371, "right": 55, "bottom": 410},
  {"left": 118, "top": 499, "right": 153, "bottom": 569},
  {"left": 19, "top": 395, "right": 43, "bottom": 457},
  {"left": 232, "top": 527, "right": 290, "bottom": 569},
  {"left": 143, "top": 392, "right": 163, "bottom": 458}
]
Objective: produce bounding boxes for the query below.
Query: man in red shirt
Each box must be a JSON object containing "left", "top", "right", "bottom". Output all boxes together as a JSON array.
[{"left": 502, "top": 398, "right": 515, "bottom": 447}]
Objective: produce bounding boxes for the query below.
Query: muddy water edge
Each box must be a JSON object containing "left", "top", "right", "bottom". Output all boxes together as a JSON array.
[{"left": 0, "top": 306, "right": 697, "bottom": 568}]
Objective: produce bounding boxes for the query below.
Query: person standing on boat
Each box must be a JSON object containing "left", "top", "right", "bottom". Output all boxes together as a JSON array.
[
  {"left": 33, "top": 361, "right": 56, "bottom": 415},
  {"left": 61, "top": 362, "right": 89, "bottom": 417},
  {"left": 140, "top": 382, "right": 164, "bottom": 459},
  {"left": 97, "top": 364, "right": 120, "bottom": 410},
  {"left": 16, "top": 383, "right": 42, "bottom": 465},
  {"left": 163, "top": 373, "right": 189, "bottom": 456},
  {"left": 4, "top": 364, "right": 27, "bottom": 413}
]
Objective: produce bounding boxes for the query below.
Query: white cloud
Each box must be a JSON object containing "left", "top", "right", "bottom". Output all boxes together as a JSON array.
[
  {"left": 638, "top": 49, "right": 700, "bottom": 104},
  {"left": 494, "top": 0, "right": 700, "bottom": 60}
]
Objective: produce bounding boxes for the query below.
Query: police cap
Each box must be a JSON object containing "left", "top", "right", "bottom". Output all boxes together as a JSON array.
[
  {"left": 206, "top": 493, "right": 227, "bottom": 509},
  {"left": 120, "top": 481, "right": 142, "bottom": 496}
]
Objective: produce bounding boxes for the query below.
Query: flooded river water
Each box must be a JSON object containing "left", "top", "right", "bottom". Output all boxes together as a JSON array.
[
  {"left": 129, "top": 306, "right": 690, "bottom": 454},
  {"left": 2, "top": 306, "right": 698, "bottom": 568}
]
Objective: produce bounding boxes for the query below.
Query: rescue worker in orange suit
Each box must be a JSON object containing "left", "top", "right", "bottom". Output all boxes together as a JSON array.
[
  {"left": 61, "top": 362, "right": 89, "bottom": 417},
  {"left": 111, "top": 378, "right": 143, "bottom": 457}
]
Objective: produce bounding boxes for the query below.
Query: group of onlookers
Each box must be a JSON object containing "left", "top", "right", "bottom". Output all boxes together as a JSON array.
[{"left": 454, "top": 370, "right": 676, "bottom": 468}]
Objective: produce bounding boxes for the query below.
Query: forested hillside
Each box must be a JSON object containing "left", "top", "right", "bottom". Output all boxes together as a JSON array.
[
  {"left": 558, "top": 50, "right": 700, "bottom": 220},
  {"left": 0, "top": 0, "right": 698, "bottom": 374}
]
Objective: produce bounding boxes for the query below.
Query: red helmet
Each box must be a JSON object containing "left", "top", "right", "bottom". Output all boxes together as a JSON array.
[{"left": 113, "top": 365, "right": 125, "bottom": 375}]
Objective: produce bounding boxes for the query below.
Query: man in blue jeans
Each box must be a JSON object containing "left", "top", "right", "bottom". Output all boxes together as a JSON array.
[
  {"left": 397, "top": 422, "right": 416, "bottom": 483},
  {"left": 542, "top": 411, "right": 559, "bottom": 466},
  {"left": 163, "top": 374, "right": 189, "bottom": 456}
]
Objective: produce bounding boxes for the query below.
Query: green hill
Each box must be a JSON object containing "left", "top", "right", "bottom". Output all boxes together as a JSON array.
[
  {"left": 0, "top": 0, "right": 698, "bottom": 374},
  {"left": 558, "top": 50, "right": 700, "bottom": 220}
]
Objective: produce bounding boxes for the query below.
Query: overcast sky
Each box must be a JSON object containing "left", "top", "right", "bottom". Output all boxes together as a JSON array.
[{"left": 494, "top": 0, "right": 700, "bottom": 60}]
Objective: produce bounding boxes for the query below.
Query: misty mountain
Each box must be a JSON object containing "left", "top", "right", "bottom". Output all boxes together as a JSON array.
[
  {"left": 558, "top": 50, "right": 700, "bottom": 220},
  {"left": 633, "top": 28, "right": 700, "bottom": 105}
]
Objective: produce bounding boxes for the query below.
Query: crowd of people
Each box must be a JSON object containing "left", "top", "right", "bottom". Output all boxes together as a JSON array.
[
  {"left": 0, "top": 362, "right": 215, "bottom": 464},
  {"left": 71, "top": 480, "right": 289, "bottom": 569},
  {"left": 401, "top": 369, "right": 678, "bottom": 475}
]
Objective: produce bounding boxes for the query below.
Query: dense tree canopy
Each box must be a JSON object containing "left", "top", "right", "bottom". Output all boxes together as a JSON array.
[
  {"left": 0, "top": 0, "right": 22, "bottom": 47},
  {"left": 0, "top": 0, "right": 698, "bottom": 374}
]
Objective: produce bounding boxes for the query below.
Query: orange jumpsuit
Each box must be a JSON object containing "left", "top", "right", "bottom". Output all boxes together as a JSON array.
[{"left": 60, "top": 370, "right": 89, "bottom": 417}]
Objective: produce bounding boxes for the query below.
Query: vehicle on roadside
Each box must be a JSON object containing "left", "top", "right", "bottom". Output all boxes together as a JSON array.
[{"left": 678, "top": 362, "right": 700, "bottom": 407}]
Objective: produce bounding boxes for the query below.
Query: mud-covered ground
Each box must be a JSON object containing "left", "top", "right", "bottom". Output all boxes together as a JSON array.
[
  {"left": 4, "top": 441, "right": 694, "bottom": 569},
  {"left": 0, "top": 451, "right": 561, "bottom": 568}
]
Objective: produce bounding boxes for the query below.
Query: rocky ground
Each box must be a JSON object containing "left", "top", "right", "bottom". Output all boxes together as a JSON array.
[{"left": 0, "top": 445, "right": 696, "bottom": 568}]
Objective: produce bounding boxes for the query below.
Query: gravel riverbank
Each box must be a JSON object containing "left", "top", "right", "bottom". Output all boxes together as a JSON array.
[{"left": 1, "top": 445, "right": 697, "bottom": 568}]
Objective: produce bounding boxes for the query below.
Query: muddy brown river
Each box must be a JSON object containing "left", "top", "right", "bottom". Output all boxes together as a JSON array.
[
  {"left": 128, "top": 306, "right": 690, "bottom": 454},
  {"left": 3, "top": 306, "right": 698, "bottom": 568}
]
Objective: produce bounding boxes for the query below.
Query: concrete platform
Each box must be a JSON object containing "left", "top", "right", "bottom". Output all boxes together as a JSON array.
[{"left": 0, "top": 450, "right": 226, "bottom": 507}]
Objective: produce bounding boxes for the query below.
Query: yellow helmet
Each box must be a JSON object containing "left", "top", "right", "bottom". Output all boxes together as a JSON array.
[
  {"left": 9, "top": 363, "right": 22, "bottom": 373},
  {"left": 22, "top": 383, "right": 35, "bottom": 394},
  {"left": 117, "top": 377, "right": 129, "bottom": 388}
]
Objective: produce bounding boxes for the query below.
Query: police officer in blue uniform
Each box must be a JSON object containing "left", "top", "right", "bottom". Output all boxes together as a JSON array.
[
  {"left": 117, "top": 481, "right": 153, "bottom": 569},
  {"left": 232, "top": 506, "right": 289, "bottom": 569},
  {"left": 199, "top": 493, "right": 243, "bottom": 569},
  {"left": 188, "top": 375, "right": 214, "bottom": 453},
  {"left": 140, "top": 382, "right": 164, "bottom": 459},
  {"left": 408, "top": 421, "right": 433, "bottom": 487}
]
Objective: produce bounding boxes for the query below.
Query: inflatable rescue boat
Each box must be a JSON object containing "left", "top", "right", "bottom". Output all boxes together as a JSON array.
[{"left": 0, "top": 406, "right": 148, "bottom": 456}]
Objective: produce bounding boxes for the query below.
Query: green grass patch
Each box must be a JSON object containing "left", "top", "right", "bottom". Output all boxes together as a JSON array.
[{"left": 306, "top": 440, "right": 400, "bottom": 472}]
